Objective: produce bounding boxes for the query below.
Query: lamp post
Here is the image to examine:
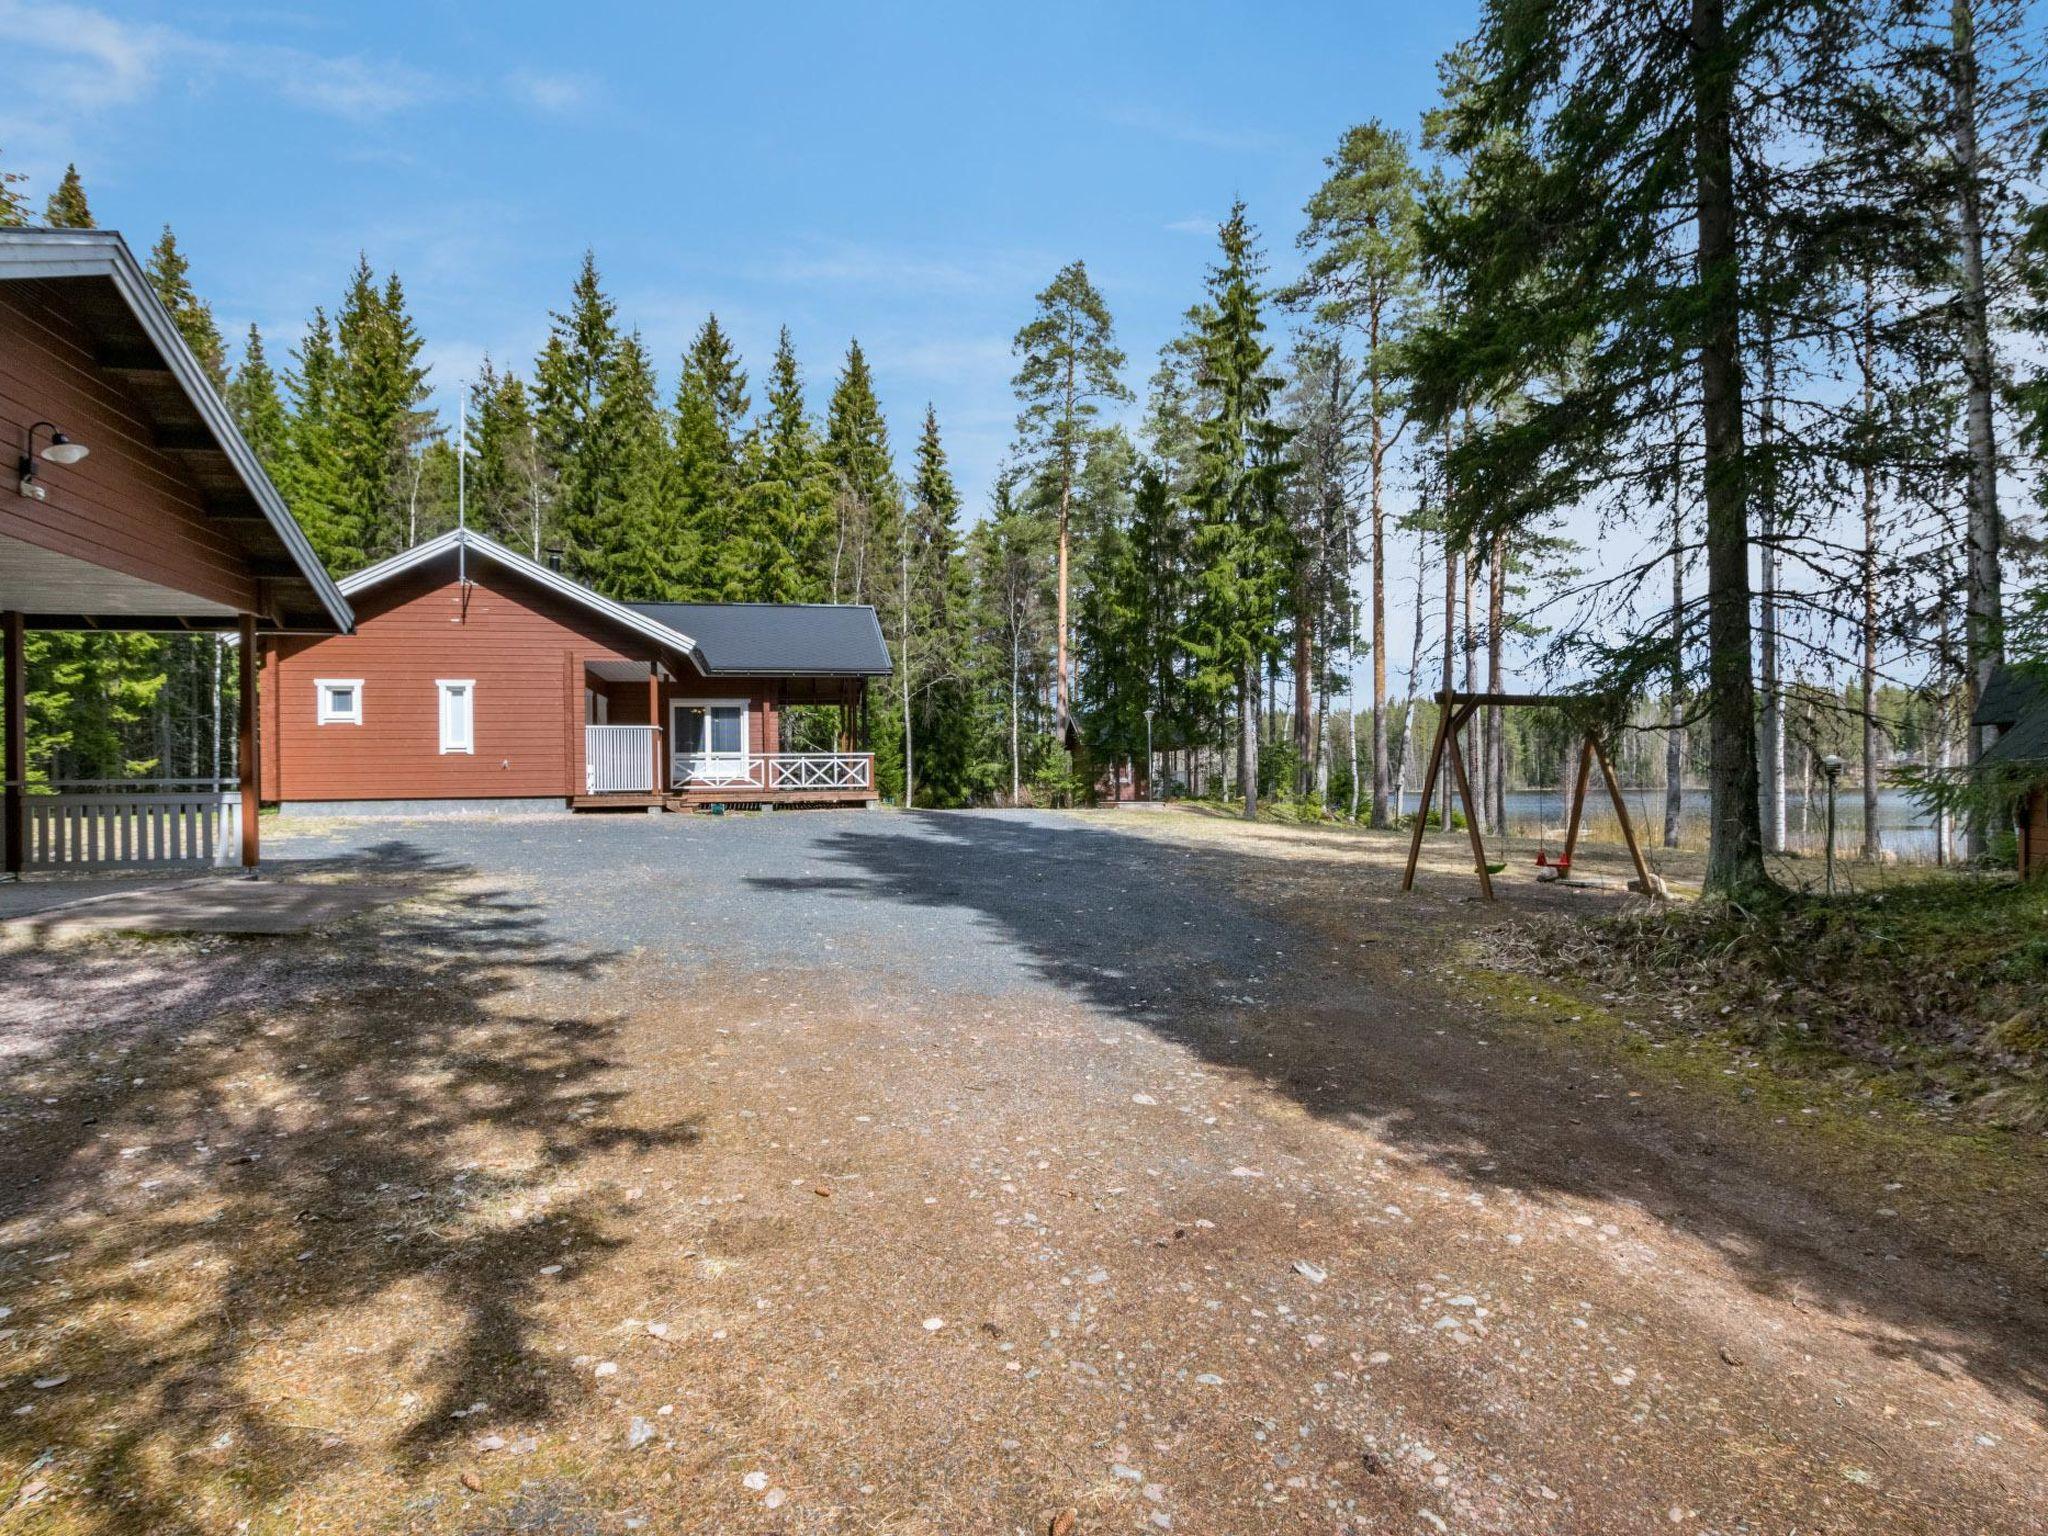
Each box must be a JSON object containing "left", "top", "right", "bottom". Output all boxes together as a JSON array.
[
  {"left": 1143, "top": 706, "right": 1156, "bottom": 801},
  {"left": 1821, "top": 753, "right": 1844, "bottom": 895}
]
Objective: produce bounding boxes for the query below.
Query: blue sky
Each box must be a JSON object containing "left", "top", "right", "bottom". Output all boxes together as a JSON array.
[{"left": 1, "top": 0, "right": 1475, "bottom": 518}]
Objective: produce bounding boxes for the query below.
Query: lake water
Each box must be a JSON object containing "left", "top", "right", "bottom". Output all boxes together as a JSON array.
[{"left": 1401, "top": 785, "right": 1946, "bottom": 861}]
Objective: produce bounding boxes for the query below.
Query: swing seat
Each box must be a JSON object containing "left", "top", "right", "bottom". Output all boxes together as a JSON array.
[{"left": 1485, "top": 863, "right": 1507, "bottom": 875}]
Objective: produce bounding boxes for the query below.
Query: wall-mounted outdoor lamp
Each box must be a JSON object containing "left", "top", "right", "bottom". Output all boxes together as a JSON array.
[{"left": 17, "top": 421, "right": 90, "bottom": 500}]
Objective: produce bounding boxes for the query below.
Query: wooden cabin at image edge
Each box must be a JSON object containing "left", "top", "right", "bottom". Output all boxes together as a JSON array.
[{"left": 261, "top": 529, "right": 890, "bottom": 813}]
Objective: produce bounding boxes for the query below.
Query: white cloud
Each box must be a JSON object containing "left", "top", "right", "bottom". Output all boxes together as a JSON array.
[
  {"left": 1163, "top": 216, "right": 1216, "bottom": 236},
  {"left": 503, "top": 68, "right": 591, "bottom": 117},
  {"left": 1102, "top": 103, "right": 1283, "bottom": 154}
]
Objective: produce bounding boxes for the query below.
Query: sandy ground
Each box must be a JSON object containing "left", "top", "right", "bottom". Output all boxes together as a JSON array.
[{"left": 0, "top": 807, "right": 2041, "bottom": 1535}]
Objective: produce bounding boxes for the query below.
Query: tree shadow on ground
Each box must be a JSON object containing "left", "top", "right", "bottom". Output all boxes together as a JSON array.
[
  {"left": 0, "top": 841, "right": 699, "bottom": 1533},
  {"left": 747, "top": 810, "right": 2048, "bottom": 1423}
]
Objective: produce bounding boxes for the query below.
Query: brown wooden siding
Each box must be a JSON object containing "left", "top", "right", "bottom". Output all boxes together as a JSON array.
[
  {"left": 0, "top": 283, "right": 260, "bottom": 614},
  {"left": 2025, "top": 788, "right": 2047, "bottom": 880},
  {"left": 262, "top": 555, "right": 663, "bottom": 802}
]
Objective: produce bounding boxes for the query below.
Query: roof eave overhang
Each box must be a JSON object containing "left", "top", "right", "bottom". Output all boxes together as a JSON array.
[{"left": 0, "top": 230, "right": 354, "bottom": 634}]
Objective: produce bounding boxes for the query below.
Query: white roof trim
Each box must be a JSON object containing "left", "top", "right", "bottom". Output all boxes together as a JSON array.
[
  {"left": 0, "top": 229, "right": 353, "bottom": 633},
  {"left": 338, "top": 529, "right": 699, "bottom": 656}
]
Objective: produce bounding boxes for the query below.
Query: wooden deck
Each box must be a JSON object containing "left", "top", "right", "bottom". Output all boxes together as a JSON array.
[{"left": 569, "top": 789, "right": 877, "bottom": 812}]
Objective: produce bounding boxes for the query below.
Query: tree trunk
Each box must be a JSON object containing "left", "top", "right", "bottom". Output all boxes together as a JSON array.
[
  {"left": 1294, "top": 591, "right": 1313, "bottom": 798},
  {"left": 1462, "top": 541, "right": 1482, "bottom": 831},
  {"left": 900, "top": 532, "right": 913, "bottom": 806},
  {"left": 1441, "top": 532, "right": 1457, "bottom": 831},
  {"left": 1369, "top": 325, "right": 1391, "bottom": 827},
  {"left": 1952, "top": 0, "right": 2002, "bottom": 859},
  {"left": 1860, "top": 286, "right": 1883, "bottom": 862},
  {"left": 1693, "top": 0, "right": 1769, "bottom": 894},
  {"left": 1240, "top": 665, "right": 1258, "bottom": 820},
  {"left": 1487, "top": 529, "right": 1506, "bottom": 835},
  {"left": 1009, "top": 618, "right": 1021, "bottom": 805},
  {"left": 1664, "top": 453, "right": 1685, "bottom": 849},
  {"left": 1758, "top": 306, "right": 1785, "bottom": 853}
]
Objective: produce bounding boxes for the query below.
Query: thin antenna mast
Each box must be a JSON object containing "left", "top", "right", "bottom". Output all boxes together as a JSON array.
[{"left": 457, "top": 385, "right": 468, "bottom": 589}]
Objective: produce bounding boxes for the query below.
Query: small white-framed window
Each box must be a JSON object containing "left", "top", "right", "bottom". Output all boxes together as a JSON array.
[
  {"left": 316, "top": 678, "right": 363, "bottom": 725},
  {"left": 437, "top": 680, "right": 475, "bottom": 755}
]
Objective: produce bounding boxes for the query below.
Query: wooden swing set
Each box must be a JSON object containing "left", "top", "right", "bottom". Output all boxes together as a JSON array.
[{"left": 1400, "top": 690, "right": 1658, "bottom": 902}]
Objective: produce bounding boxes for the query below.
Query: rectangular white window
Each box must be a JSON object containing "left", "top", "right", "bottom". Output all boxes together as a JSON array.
[
  {"left": 316, "top": 679, "right": 363, "bottom": 725},
  {"left": 437, "top": 680, "right": 475, "bottom": 754}
]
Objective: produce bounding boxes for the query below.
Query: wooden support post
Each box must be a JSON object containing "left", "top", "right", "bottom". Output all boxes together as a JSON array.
[
  {"left": 1560, "top": 735, "right": 1595, "bottom": 871},
  {"left": 4, "top": 611, "right": 24, "bottom": 877},
  {"left": 1445, "top": 704, "right": 1494, "bottom": 901},
  {"left": 647, "top": 663, "right": 663, "bottom": 795},
  {"left": 237, "top": 613, "right": 259, "bottom": 870},
  {"left": 1592, "top": 734, "right": 1658, "bottom": 896},
  {"left": 1400, "top": 693, "right": 1454, "bottom": 891}
]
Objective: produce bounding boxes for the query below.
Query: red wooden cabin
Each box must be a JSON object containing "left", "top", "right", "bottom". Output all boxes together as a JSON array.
[{"left": 261, "top": 529, "right": 888, "bottom": 813}]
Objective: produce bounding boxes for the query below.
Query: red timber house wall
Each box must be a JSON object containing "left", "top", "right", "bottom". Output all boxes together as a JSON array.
[{"left": 261, "top": 551, "right": 781, "bottom": 804}]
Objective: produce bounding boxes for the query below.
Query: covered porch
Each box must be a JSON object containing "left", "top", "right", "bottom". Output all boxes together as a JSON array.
[{"left": 575, "top": 663, "right": 877, "bottom": 810}]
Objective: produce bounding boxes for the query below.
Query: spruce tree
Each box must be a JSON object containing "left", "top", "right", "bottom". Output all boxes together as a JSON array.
[
  {"left": 901, "top": 406, "right": 974, "bottom": 804},
  {"left": 534, "top": 253, "right": 625, "bottom": 587},
  {"left": 1182, "top": 204, "right": 1296, "bottom": 820},
  {"left": 1011, "top": 261, "right": 1131, "bottom": 728},
  {"left": 673, "top": 315, "right": 750, "bottom": 598},
  {"left": 737, "top": 327, "right": 831, "bottom": 602},
  {"left": 280, "top": 308, "right": 356, "bottom": 570},
  {"left": 465, "top": 359, "right": 539, "bottom": 550},
  {"left": 43, "top": 164, "right": 92, "bottom": 229},
  {"left": 823, "top": 340, "right": 899, "bottom": 608},
  {"left": 329, "top": 260, "right": 434, "bottom": 562},
  {"left": 0, "top": 148, "right": 27, "bottom": 226},
  {"left": 227, "top": 326, "right": 290, "bottom": 474},
  {"left": 144, "top": 226, "right": 227, "bottom": 390},
  {"left": 588, "top": 332, "right": 684, "bottom": 600}
]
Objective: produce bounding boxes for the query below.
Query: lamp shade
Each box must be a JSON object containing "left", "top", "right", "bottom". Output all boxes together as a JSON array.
[{"left": 39, "top": 432, "right": 88, "bottom": 466}]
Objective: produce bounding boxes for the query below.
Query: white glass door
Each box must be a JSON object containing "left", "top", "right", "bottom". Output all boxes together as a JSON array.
[{"left": 672, "top": 701, "right": 749, "bottom": 784}]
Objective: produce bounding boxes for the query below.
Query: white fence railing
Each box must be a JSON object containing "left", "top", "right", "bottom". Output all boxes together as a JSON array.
[
  {"left": 23, "top": 780, "right": 243, "bottom": 869},
  {"left": 585, "top": 725, "right": 660, "bottom": 794},
  {"left": 672, "top": 753, "right": 874, "bottom": 794}
]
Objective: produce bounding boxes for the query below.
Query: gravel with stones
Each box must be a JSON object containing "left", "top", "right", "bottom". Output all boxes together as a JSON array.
[{"left": 0, "top": 805, "right": 2041, "bottom": 1535}]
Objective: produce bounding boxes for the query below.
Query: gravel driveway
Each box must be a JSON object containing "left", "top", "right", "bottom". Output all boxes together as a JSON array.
[{"left": 2, "top": 806, "right": 2042, "bottom": 1534}]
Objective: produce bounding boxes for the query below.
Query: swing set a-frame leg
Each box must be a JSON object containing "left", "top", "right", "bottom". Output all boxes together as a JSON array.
[
  {"left": 1400, "top": 696, "right": 1453, "bottom": 892},
  {"left": 1445, "top": 704, "right": 1494, "bottom": 901},
  {"left": 1559, "top": 735, "right": 1595, "bottom": 871},
  {"left": 1592, "top": 733, "right": 1660, "bottom": 896}
]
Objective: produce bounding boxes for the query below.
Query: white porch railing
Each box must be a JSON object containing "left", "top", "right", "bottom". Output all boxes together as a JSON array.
[
  {"left": 672, "top": 753, "right": 874, "bottom": 794},
  {"left": 23, "top": 780, "right": 243, "bottom": 870},
  {"left": 585, "top": 725, "right": 660, "bottom": 794}
]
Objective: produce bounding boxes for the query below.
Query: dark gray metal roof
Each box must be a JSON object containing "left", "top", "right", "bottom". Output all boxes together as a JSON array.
[
  {"left": 626, "top": 602, "right": 892, "bottom": 676},
  {"left": 1976, "top": 666, "right": 2048, "bottom": 770},
  {"left": 1975, "top": 664, "right": 2047, "bottom": 730}
]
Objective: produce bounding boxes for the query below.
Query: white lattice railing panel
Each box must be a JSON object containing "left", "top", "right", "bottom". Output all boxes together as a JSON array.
[{"left": 671, "top": 753, "right": 873, "bottom": 794}]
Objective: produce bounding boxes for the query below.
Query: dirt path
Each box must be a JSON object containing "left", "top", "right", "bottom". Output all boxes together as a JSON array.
[{"left": 0, "top": 809, "right": 2040, "bottom": 1534}]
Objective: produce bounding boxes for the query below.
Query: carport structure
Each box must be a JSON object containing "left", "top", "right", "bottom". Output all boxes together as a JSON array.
[{"left": 1, "top": 228, "right": 351, "bottom": 874}]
